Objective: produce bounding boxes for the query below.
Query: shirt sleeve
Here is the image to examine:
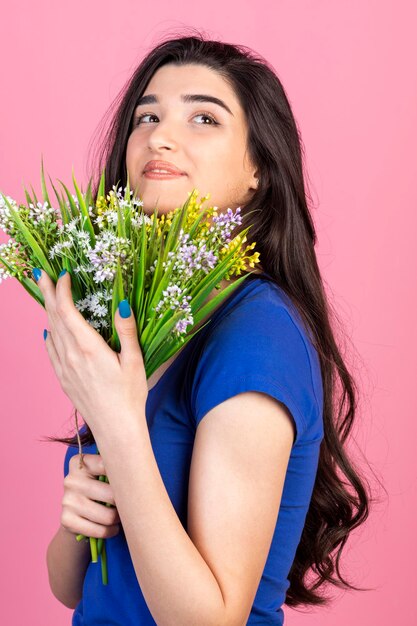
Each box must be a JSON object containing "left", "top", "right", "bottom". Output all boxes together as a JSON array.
[
  {"left": 190, "top": 294, "right": 320, "bottom": 445},
  {"left": 63, "top": 445, "right": 80, "bottom": 478}
]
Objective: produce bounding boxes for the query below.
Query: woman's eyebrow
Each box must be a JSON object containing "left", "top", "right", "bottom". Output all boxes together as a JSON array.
[{"left": 134, "top": 93, "right": 234, "bottom": 116}]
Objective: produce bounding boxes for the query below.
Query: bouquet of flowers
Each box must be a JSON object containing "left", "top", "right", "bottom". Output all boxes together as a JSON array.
[{"left": 0, "top": 158, "right": 261, "bottom": 584}]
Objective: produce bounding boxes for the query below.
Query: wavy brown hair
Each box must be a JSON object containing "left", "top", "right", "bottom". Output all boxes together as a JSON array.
[{"left": 44, "top": 28, "right": 384, "bottom": 610}]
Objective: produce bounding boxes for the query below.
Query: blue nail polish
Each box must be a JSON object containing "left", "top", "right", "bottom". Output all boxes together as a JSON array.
[
  {"left": 32, "top": 268, "right": 42, "bottom": 282},
  {"left": 118, "top": 299, "right": 131, "bottom": 318},
  {"left": 43, "top": 329, "right": 48, "bottom": 341},
  {"left": 59, "top": 268, "right": 67, "bottom": 278}
]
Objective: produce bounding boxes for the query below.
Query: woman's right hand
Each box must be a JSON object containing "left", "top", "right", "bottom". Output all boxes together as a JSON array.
[{"left": 61, "top": 453, "right": 121, "bottom": 539}]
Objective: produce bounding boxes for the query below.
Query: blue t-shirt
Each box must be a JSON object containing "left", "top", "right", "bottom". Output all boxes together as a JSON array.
[{"left": 63, "top": 272, "right": 324, "bottom": 625}]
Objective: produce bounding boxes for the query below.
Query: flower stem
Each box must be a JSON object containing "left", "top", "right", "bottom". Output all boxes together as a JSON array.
[
  {"left": 101, "top": 539, "right": 108, "bottom": 585},
  {"left": 90, "top": 537, "right": 98, "bottom": 563}
]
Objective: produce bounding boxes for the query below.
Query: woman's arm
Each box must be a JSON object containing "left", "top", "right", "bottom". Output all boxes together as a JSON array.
[
  {"left": 94, "top": 392, "right": 294, "bottom": 626},
  {"left": 46, "top": 524, "right": 91, "bottom": 609},
  {"left": 47, "top": 451, "right": 121, "bottom": 609}
]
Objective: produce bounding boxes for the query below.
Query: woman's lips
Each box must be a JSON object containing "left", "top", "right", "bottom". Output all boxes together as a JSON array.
[{"left": 143, "top": 171, "right": 186, "bottom": 180}]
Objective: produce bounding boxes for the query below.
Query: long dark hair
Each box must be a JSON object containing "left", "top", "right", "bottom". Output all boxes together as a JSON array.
[{"left": 44, "top": 28, "right": 384, "bottom": 609}]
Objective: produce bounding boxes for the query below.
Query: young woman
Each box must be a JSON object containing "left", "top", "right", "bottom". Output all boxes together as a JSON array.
[{"left": 45, "top": 32, "right": 372, "bottom": 625}]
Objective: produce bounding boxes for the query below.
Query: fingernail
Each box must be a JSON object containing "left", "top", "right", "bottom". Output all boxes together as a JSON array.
[
  {"left": 43, "top": 329, "right": 48, "bottom": 341},
  {"left": 59, "top": 268, "right": 67, "bottom": 278},
  {"left": 118, "top": 299, "right": 131, "bottom": 318},
  {"left": 32, "top": 268, "right": 42, "bottom": 282}
]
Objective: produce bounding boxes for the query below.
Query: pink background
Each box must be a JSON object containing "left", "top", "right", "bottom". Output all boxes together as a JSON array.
[{"left": 1, "top": 2, "right": 415, "bottom": 624}]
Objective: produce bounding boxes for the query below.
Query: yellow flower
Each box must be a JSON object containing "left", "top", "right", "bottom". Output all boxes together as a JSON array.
[{"left": 95, "top": 196, "right": 107, "bottom": 216}]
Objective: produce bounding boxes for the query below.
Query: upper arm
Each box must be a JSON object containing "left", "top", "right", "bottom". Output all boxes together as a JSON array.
[{"left": 187, "top": 390, "right": 295, "bottom": 626}]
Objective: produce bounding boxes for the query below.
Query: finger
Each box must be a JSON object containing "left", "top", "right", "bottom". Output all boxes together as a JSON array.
[
  {"left": 32, "top": 268, "right": 68, "bottom": 358},
  {"left": 55, "top": 269, "right": 90, "bottom": 331},
  {"left": 61, "top": 511, "right": 120, "bottom": 540},
  {"left": 55, "top": 269, "right": 108, "bottom": 357},
  {"left": 86, "top": 499, "right": 120, "bottom": 527},
  {"left": 114, "top": 299, "right": 143, "bottom": 366},
  {"left": 43, "top": 328, "right": 63, "bottom": 380},
  {"left": 33, "top": 268, "right": 89, "bottom": 345},
  {"left": 32, "top": 267, "right": 58, "bottom": 320},
  {"left": 69, "top": 453, "right": 106, "bottom": 476},
  {"left": 74, "top": 476, "right": 116, "bottom": 507}
]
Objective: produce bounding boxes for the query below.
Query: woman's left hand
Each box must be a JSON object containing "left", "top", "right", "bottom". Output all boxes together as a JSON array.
[{"left": 34, "top": 268, "right": 148, "bottom": 442}]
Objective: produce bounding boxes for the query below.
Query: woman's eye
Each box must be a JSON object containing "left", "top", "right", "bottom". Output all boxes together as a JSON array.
[
  {"left": 133, "top": 112, "right": 219, "bottom": 126},
  {"left": 193, "top": 113, "right": 218, "bottom": 125},
  {"left": 134, "top": 113, "right": 157, "bottom": 125}
]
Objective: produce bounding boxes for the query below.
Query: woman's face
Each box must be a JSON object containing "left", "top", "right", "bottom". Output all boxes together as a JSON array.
[{"left": 125, "top": 63, "right": 259, "bottom": 215}]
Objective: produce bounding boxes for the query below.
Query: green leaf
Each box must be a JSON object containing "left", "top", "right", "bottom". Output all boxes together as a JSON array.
[
  {"left": 124, "top": 171, "right": 131, "bottom": 203},
  {"left": 19, "top": 273, "right": 46, "bottom": 307},
  {"left": 142, "top": 233, "right": 167, "bottom": 325},
  {"left": 84, "top": 177, "right": 95, "bottom": 226},
  {"left": 139, "top": 287, "right": 150, "bottom": 332},
  {"left": 29, "top": 184, "right": 39, "bottom": 206},
  {"left": 123, "top": 173, "right": 132, "bottom": 241},
  {"left": 144, "top": 307, "right": 190, "bottom": 363},
  {"left": 57, "top": 179, "right": 79, "bottom": 220},
  {"left": 0, "top": 193, "right": 55, "bottom": 276},
  {"left": 132, "top": 212, "right": 147, "bottom": 333},
  {"left": 97, "top": 167, "right": 106, "bottom": 200},
  {"left": 110, "top": 259, "right": 126, "bottom": 352},
  {"left": 145, "top": 318, "right": 213, "bottom": 378},
  {"left": 146, "top": 205, "right": 160, "bottom": 265},
  {"left": 49, "top": 175, "right": 71, "bottom": 225},
  {"left": 23, "top": 182, "right": 35, "bottom": 208},
  {"left": 71, "top": 168, "right": 96, "bottom": 245},
  {"left": 40, "top": 154, "right": 52, "bottom": 209},
  {"left": 140, "top": 245, "right": 177, "bottom": 346},
  {"left": 0, "top": 252, "right": 46, "bottom": 307},
  {"left": 191, "top": 271, "right": 251, "bottom": 327},
  {"left": 187, "top": 203, "right": 211, "bottom": 239},
  {"left": 161, "top": 196, "right": 187, "bottom": 263},
  {"left": 116, "top": 189, "right": 126, "bottom": 240}
]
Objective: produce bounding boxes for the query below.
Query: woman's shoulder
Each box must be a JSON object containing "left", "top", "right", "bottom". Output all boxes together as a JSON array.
[
  {"left": 190, "top": 272, "right": 324, "bottom": 442},
  {"left": 206, "top": 272, "right": 314, "bottom": 354}
]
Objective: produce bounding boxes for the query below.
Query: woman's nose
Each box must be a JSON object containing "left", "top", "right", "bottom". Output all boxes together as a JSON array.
[{"left": 147, "top": 119, "right": 181, "bottom": 150}]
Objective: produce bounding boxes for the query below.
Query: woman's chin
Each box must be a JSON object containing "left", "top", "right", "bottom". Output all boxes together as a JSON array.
[{"left": 138, "top": 182, "right": 197, "bottom": 214}]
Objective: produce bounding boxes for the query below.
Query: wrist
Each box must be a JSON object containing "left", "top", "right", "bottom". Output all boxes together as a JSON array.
[{"left": 93, "top": 411, "right": 148, "bottom": 452}]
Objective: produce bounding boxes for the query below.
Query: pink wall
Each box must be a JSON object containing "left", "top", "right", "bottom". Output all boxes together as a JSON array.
[{"left": 1, "top": 2, "right": 415, "bottom": 624}]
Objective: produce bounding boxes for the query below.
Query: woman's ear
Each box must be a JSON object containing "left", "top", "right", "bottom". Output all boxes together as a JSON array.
[
  {"left": 249, "top": 176, "right": 259, "bottom": 191},
  {"left": 249, "top": 166, "right": 260, "bottom": 191}
]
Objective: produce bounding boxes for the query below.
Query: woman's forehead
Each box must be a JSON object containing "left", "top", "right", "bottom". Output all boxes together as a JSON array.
[{"left": 140, "top": 64, "right": 240, "bottom": 113}]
